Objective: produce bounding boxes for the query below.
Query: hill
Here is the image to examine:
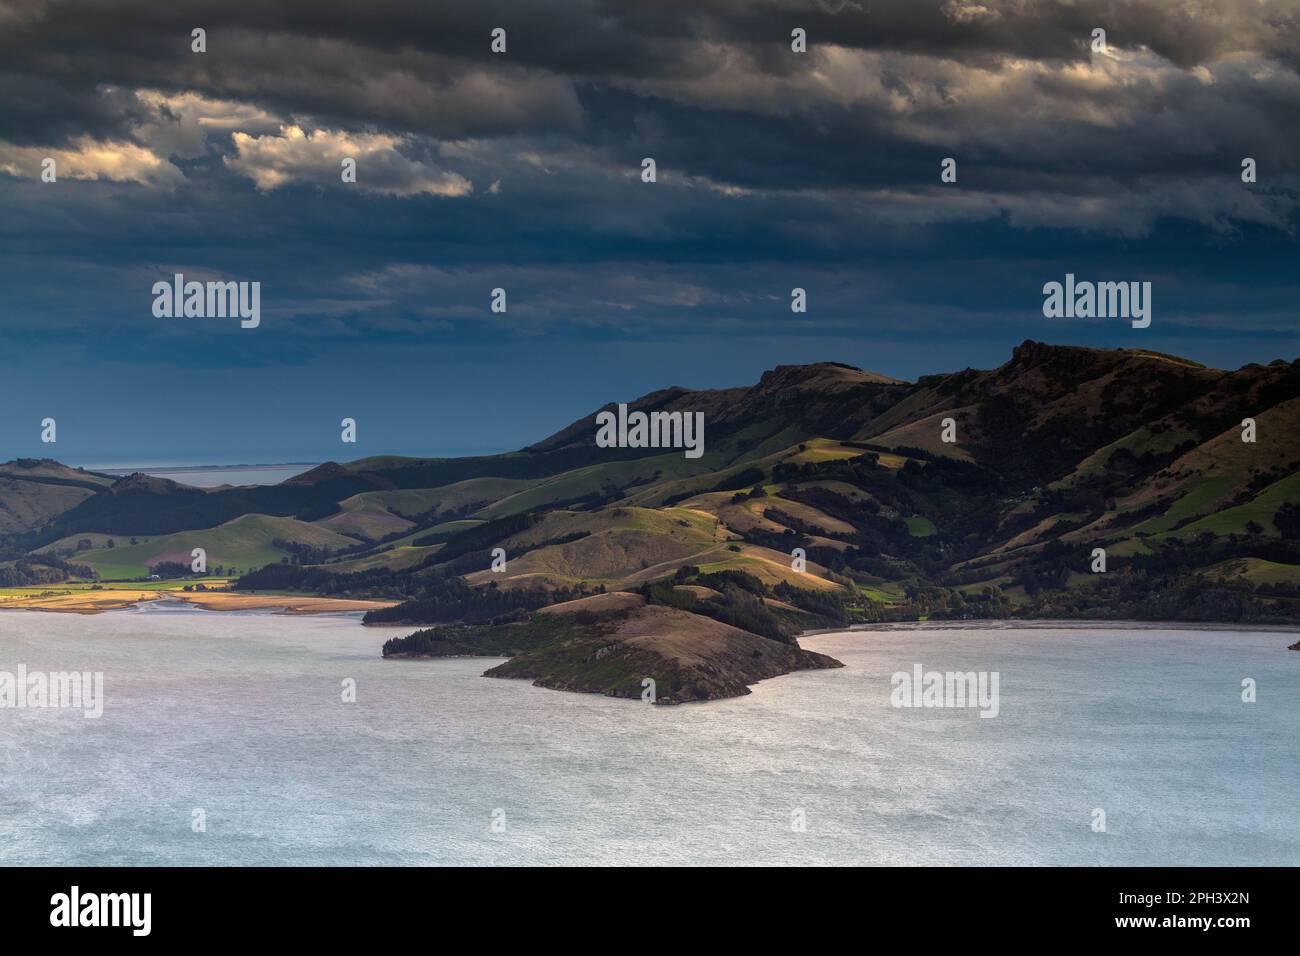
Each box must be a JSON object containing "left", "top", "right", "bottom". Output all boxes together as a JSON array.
[
  {"left": 0, "top": 459, "right": 115, "bottom": 537},
  {"left": 40, "top": 514, "right": 363, "bottom": 580},
  {"left": 381, "top": 591, "right": 842, "bottom": 704},
  {"left": 5, "top": 340, "right": 1298, "bottom": 698}
]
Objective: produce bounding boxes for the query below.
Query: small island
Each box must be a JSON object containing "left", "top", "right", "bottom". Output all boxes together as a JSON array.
[{"left": 381, "top": 589, "right": 843, "bottom": 704}]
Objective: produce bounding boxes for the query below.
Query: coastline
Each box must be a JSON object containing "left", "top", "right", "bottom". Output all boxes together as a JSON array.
[
  {"left": 0, "top": 588, "right": 396, "bottom": 615},
  {"left": 3, "top": 585, "right": 1297, "bottom": 634},
  {"left": 800, "top": 619, "right": 1300, "bottom": 637}
]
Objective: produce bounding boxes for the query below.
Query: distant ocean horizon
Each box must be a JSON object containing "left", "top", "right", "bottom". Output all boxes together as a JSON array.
[
  {"left": 90, "top": 463, "right": 321, "bottom": 488},
  {"left": 77, "top": 448, "right": 516, "bottom": 487}
]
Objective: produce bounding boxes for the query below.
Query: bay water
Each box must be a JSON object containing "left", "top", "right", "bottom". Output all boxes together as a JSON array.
[{"left": 1, "top": 607, "right": 1295, "bottom": 865}]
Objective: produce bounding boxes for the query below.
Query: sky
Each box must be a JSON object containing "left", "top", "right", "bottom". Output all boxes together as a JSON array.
[{"left": 1, "top": 0, "right": 1297, "bottom": 466}]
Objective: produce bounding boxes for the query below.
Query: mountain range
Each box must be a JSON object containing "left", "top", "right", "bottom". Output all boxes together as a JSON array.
[{"left": 4, "top": 340, "right": 1298, "bottom": 700}]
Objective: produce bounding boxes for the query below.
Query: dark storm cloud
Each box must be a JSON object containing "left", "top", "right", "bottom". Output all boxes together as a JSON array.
[
  {"left": 0, "top": 0, "right": 1296, "bottom": 456},
  {"left": 3, "top": 0, "right": 1296, "bottom": 222},
  {"left": 0, "top": 0, "right": 1294, "bottom": 207},
  {"left": 7, "top": 1, "right": 1296, "bottom": 76},
  {"left": 0, "top": 74, "right": 151, "bottom": 145},
  {"left": 3, "top": 2, "right": 1298, "bottom": 131}
]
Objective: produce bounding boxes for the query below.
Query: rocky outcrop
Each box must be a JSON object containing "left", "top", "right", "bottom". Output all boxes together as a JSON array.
[
  {"left": 383, "top": 593, "right": 843, "bottom": 704},
  {"left": 486, "top": 603, "right": 841, "bottom": 704}
]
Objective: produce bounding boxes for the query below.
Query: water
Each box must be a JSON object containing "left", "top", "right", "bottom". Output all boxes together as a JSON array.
[{"left": 1, "top": 608, "right": 1296, "bottom": 866}]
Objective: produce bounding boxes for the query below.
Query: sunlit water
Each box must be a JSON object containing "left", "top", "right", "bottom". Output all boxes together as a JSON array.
[{"left": 1, "top": 606, "right": 1296, "bottom": 865}]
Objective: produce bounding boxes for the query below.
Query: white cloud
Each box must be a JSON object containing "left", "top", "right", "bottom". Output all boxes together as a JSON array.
[
  {"left": 0, "top": 136, "right": 182, "bottom": 186},
  {"left": 225, "top": 124, "right": 472, "bottom": 196},
  {"left": 133, "top": 89, "right": 283, "bottom": 159}
]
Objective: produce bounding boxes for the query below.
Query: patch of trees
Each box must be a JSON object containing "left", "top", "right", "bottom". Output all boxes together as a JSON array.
[
  {"left": 974, "top": 378, "right": 1206, "bottom": 490},
  {"left": 892, "top": 445, "right": 939, "bottom": 462},
  {"left": 1117, "top": 532, "right": 1300, "bottom": 578},
  {"left": 695, "top": 569, "right": 767, "bottom": 595},
  {"left": 382, "top": 627, "right": 474, "bottom": 658},
  {"left": 778, "top": 486, "right": 877, "bottom": 530},
  {"left": 996, "top": 530, "right": 1300, "bottom": 624},
  {"left": 234, "top": 553, "right": 598, "bottom": 622},
  {"left": 777, "top": 487, "right": 918, "bottom": 559},
  {"left": 235, "top": 562, "right": 423, "bottom": 600},
  {"left": 770, "top": 461, "right": 801, "bottom": 483},
  {"left": 775, "top": 454, "right": 881, "bottom": 488},
  {"left": 730, "top": 484, "right": 767, "bottom": 503},
  {"left": 743, "top": 525, "right": 811, "bottom": 554},
  {"left": 1023, "top": 573, "right": 1296, "bottom": 625},
  {"left": 1103, "top": 441, "right": 1197, "bottom": 481},
  {"left": 1223, "top": 464, "right": 1300, "bottom": 510},
  {"left": 773, "top": 581, "right": 849, "bottom": 626},
  {"left": 1105, "top": 497, "right": 1174, "bottom": 530},
  {"left": 1273, "top": 503, "right": 1300, "bottom": 539},
  {"left": 706, "top": 584, "right": 794, "bottom": 642},
  {"left": 899, "top": 456, "right": 1002, "bottom": 496},
  {"left": 770, "top": 456, "right": 1000, "bottom": 561},
  {"left": 1257, "top": 581, "right": 1300, "bottom": 598},
  {"left": 380, "top": 611, "right": 607, "bottom": 659},
  {"left": 271, "top": 539, "right": 338, "bottom": 565},
  {"left": 766, "top": 448, "right": 1014, "bottom": 568},
  {"left": 641, "top": 579, "right": 701, "bottom": 611},
  {"left": 0, "top": 553, "right": 97, "bottom": 587},
  {"left": 149, "top": 560, "right": 192, "bottom": 579},
  {"left": 413, "top": 511, "right": 538, "bottom": 555},
  {"left": 641, "top": 571, "right": 795, "bottom": 643},
  {"left": 710, "top": 467, "right": 766, "bottom": 493},
  {"left": 761, "top": 507, "right": 824, "bottom": 541},
  {"left": 293, "top": 501, "right": 343, "bottom": 522},
  {"left": 1018, "top": 483, "right": 1110, "bottom": 530},
  {"left": 38, "top": 553, "right": 96, "bottom": 577},
  {"left": 363, "top": 577, "right": 579, "bottom": 626},
  {"left": 919, "top": 585, "right": 1016, "bottom": 621}
]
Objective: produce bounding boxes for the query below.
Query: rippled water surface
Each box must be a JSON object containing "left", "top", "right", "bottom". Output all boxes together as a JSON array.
[{"left": 1, "top": 607, "right": 1296, "bottom": 865}]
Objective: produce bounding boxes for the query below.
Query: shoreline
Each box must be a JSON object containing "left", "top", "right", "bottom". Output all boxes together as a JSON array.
[
  {"left": 800, "top": 619, "right": 1300, "bottom": 637},
  {"left": 0, "top": 589, "right": 396, "bottom": 615},
  {"left": 2, "top": 588, "right": 1296, "bottom": 634}
]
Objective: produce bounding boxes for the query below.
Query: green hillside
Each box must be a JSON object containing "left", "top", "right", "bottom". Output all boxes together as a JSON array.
[
  {"left": 61, "top": 514, "right": 362, "bottom": 579},
  {"left": 5, "top": 342, "right": 1299, "bottom": 627}
]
